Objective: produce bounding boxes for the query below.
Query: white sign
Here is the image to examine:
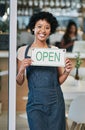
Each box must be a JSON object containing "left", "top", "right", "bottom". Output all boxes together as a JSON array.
[{"left": 31, "top": 48, "right": 66, "bottom": 67}]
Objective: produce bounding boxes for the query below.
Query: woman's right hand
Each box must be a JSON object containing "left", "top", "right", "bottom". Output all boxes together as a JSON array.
[
  {"left": 19, "top": 58, "right": 33, "bottom": 73},
  {"left": 16, "top": 58, "right": 33, "bottom": 85}
]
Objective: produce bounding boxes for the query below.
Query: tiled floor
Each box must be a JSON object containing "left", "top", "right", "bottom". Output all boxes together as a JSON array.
[
  {"left": 0, "top": 112, "right": 29, "bottom": 130},
  {"left": 0, "top": 111, "right": 72, "bottom": 130}
]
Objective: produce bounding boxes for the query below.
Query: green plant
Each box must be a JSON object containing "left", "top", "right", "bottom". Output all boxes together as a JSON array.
[
  {"left": 75, "top": 52, "right": 82, "bottom": 69},
  {"left": 75, "top": 52, "right": 82, "bottom": 80}
]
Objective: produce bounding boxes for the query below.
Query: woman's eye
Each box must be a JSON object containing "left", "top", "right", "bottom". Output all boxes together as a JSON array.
[
  {"left": 37, "top": 26, "right": 42, "bottom": 29},
  {"left": 36, "top": 25, "right": 50, "bottom": 30},
  {"left": 46, "top": 27, "right": 50, "bottom": 29}
]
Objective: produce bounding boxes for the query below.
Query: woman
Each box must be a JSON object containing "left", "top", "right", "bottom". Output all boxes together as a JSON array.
[
  {"left": 16, "top": 11, "right": 72, "bottom": 130},
  {"left": 60, "top": 20, "right": 80, "bottom": 52}
]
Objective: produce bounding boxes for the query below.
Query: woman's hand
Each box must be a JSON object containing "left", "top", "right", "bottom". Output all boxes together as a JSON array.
[
  {"left": 16, "top": 58, "right": 33, "bottom": 85},
  {"left": 64, "top": 58, "right": 72, "bottom": 74},
  {"left": 58, "top": 58, "right": 72, "bottom": 84},
  {"left": 19, "top": 58, "right": 33, "bottom": 73}
]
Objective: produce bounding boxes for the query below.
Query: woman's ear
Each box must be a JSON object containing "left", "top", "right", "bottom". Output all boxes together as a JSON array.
[
  {"left": 32, "top": 28, "right": 35, "bottom": 34},
  {"left": 32, "top": 28, "right": 35, "bottom": 32}
]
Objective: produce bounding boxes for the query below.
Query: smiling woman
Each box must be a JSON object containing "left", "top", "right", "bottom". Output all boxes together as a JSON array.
[{"left": 16, "top": 11, "right": 72, "bottom": 130}]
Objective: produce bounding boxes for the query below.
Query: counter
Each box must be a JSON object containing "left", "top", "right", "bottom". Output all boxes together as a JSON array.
[
  {"left": 0, "top": 51, "right": 8, "bottom": 58},
  {"left": 66, "top": 52, "right": 85, "bottom": 59},
  {"left": 0, "top": 51, "right": 85, "bottom": 59}
]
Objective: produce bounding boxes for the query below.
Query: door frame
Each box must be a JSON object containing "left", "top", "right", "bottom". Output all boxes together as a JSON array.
[{"left": 8, "top": 0, "right": 17, "bottom": 130}]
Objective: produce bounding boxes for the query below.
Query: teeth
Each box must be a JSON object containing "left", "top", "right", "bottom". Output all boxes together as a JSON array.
[{"left": 39, "top": 34, "right": 45, "bottom": 37}]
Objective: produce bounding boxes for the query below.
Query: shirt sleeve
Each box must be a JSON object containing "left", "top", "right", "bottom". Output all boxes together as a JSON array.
[{"left": 17, "top": 46, "right": 27, "bottom": 61}]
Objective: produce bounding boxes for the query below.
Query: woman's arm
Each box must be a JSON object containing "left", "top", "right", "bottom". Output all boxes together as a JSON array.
[
  {"left": 58, "top": 58, "right": 72, "bottom": 85},
  {"left": 60, "top": 39, "right": 74, "bottom": 49},
  {"left": 16, "top": 58, "right": 32, "bottom": 86}
]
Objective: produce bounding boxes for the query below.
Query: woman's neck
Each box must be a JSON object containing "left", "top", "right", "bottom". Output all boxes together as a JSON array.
[{"left": 32, "top": 40, "right": 48, "bottom": 48}]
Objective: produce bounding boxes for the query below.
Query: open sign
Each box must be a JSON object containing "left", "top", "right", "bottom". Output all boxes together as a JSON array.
[{"left": 31, "top": 48, "right": 66, "bottom": 67}]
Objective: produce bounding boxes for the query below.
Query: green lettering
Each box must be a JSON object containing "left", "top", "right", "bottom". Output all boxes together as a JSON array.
[
  {"left": 55, "top": 52, "right": 60, "bottom": 61},
  {"left": 43, "top": 52, "right": 48, "bottom": 61},
  {"left": 49, "top": 52, "right": 54, "bottom": 61},
  {"left": 36, "top": 51, "right": 42, "bottom": 61}
]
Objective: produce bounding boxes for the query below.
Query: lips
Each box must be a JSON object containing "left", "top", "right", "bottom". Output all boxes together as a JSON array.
[{"left": 39, "top": 33, "right": 46, "bottom": 37}]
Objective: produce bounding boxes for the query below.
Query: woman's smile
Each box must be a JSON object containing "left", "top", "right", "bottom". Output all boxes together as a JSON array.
[{"left": 34, "top": 20, "right": 51, "bottom": 41}]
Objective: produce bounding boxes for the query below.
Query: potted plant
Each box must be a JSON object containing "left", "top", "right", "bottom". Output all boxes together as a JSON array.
[{"left": 75, "top": 52, "right": 82, "bottom": 80}]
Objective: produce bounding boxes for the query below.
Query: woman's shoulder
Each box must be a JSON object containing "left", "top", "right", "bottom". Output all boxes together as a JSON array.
[
  {"left": 18, "top": 45, "right": 28, "bottom": 51},
  {"left": 17, "top": 45, "right": 28, "bottom": 61}
]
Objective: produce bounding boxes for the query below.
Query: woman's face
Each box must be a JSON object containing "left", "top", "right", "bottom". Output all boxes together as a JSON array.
[
  {"left": 70, "top": 25, "right": 76, "bottom": 34},
  {"left": 33, "top": 19, "right": 51, "bottom": 42}
]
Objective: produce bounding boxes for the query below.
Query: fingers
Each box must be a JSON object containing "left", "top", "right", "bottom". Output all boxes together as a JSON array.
[
  {"left": 65, "top": 58, "right": 72, "bottom": 67},
  {"left": 20, "top": 58, "right": 33, "bottom": 72},
  {"left": 23, "top": 58, "right": 33, "bottom": 67},
  {"left": 65, "top": 58, "right": 73, "bottom": 73}
]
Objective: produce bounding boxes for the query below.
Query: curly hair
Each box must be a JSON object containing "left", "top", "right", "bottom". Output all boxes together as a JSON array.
[{"left": 28, "top": 11, "right": 59, "bottom": 35}]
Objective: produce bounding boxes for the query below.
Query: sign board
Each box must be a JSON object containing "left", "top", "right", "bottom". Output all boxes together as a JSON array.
[{"left": 31, "top": 48, "right": 66, "bottom": 67}]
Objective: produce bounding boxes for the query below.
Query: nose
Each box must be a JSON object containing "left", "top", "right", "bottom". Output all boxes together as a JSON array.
[{"left": 41, "top": 26, "right": 45, "bottom": 32}]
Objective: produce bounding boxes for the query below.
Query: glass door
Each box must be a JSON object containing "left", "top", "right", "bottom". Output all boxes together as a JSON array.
[
  {"left": 0, "top": 0, "right": 9, "bottom": 130},
  {"left": 16, "top": 0, "right": 29, "bottom": 129},
  {"left": 0, "top": 0, "right": 17, "bottom": 130}
]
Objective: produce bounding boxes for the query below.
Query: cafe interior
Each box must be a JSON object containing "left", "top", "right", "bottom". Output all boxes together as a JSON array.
[{"left": 0, "top": 0, "right": 85, "bottom": 130}]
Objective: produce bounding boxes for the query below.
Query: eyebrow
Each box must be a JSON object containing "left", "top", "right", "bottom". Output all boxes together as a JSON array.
[{"left": 36, "top": 24, "right": 50, "bottom": 27}]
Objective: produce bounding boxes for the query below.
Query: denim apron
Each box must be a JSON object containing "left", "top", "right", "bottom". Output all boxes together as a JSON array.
[{"left": 25, "top": 45, "right": 66, "bottom": 130}]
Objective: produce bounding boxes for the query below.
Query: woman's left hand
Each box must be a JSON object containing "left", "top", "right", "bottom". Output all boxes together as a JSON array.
[{"left": 64, "top": 58, "right": 73, "bottom": 73}]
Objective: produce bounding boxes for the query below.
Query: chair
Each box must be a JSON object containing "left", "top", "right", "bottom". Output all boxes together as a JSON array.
[{"left": 66, "top": 95, "right": 85, "bottom": 130}]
